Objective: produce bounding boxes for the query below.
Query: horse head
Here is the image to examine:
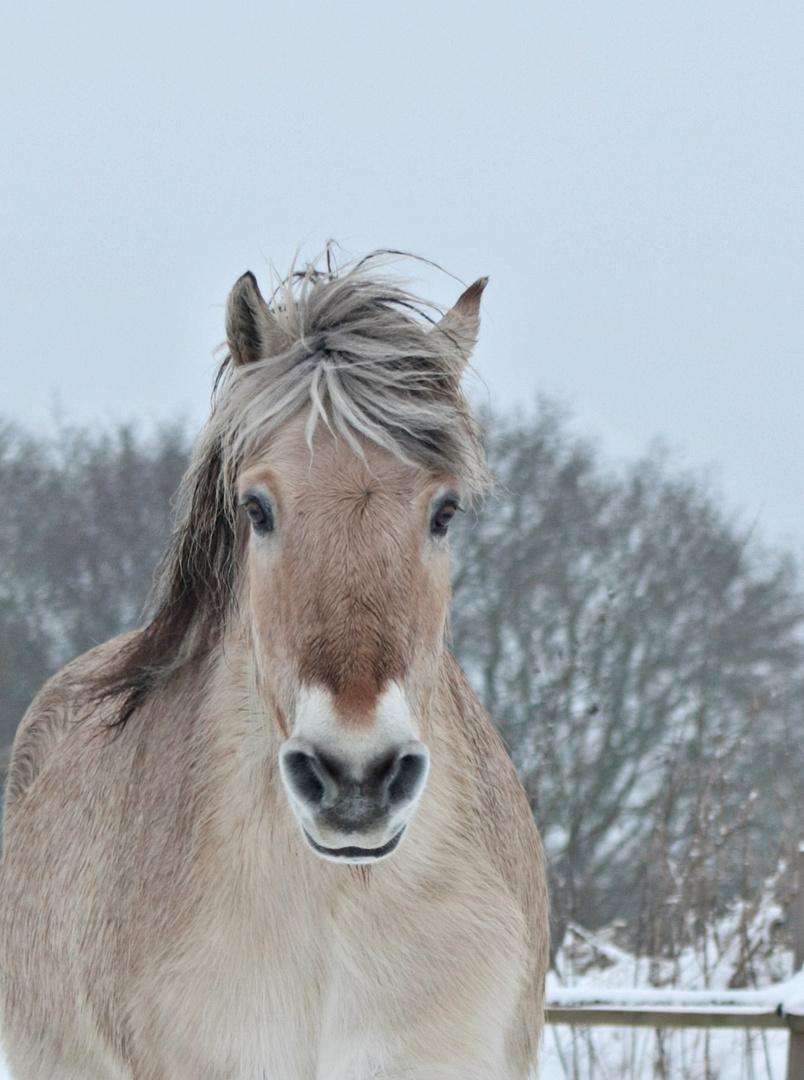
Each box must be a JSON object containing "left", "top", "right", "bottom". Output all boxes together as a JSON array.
[{"left": 224, "top": 265, "right": 487, "bottom": 863}]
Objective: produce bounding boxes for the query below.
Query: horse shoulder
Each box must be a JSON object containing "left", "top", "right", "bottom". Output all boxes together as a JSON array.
[
  {"left": 443, "top": 655, "right": 544, "bottom": 881},
  {"left": 442, "top": 651, "right": 550, "bottom": 1055},
  {"left": 3, "top": 632, "right": 138, "bottom": 823}
]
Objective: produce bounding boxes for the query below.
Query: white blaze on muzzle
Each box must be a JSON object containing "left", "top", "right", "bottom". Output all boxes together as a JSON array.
[{"left": 278, "top": 682, "right": 430, "bottom": 864}]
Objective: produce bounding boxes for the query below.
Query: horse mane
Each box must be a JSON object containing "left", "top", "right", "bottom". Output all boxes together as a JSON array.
[{"left": 90, "top": 251, "right": 490, "bottom": 725}]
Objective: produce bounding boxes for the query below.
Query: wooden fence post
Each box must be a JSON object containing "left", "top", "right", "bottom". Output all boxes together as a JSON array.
[{"left": 786, "top": 844, "right": 804, "bottom": 1080}]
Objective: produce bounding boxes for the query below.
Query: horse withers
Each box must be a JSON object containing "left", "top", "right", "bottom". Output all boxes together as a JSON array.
[{"left": 0, "top": 255, "right": 549, "bottom": 1079}]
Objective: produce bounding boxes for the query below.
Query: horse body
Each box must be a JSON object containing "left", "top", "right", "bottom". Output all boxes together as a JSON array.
[{"left": 0, "top": 257, "right": 548, "bottom": 1079}]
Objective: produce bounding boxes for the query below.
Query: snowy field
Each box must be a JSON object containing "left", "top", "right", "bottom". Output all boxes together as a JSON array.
[
  {"left": 540, "top": 1023, "right": 789, "bottom": 1080},
  {"left": 541, "top": 903, "right": 796, "bottom": 1080}
]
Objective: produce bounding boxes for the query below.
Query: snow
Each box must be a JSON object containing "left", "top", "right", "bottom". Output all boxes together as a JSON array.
[
  {"left": 540, "top": 1023, "right": 789, "bottom": 1080},
  {"left": 548, "top": 967, "right": 804, "bottom": 1013},
  {"left": 541, "top": 912, "right": 799, "bottom": 1079}
]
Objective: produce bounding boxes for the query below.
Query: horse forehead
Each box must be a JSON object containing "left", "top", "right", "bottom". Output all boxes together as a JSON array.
[{"left": 246, "top": 416, "right": 429, "bottom": 504}]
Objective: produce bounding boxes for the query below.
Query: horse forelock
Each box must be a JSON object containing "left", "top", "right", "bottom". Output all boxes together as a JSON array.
[
  {"left": 214, "top": 253, "right": 490, "bottom": 495},
  {"left": 90, "top": 253, "right": 489, "bottom": 724}
]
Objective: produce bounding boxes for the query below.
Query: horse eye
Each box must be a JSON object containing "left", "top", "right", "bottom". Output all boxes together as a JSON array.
[
  {"left": 243, "top": 496, "right": 274, "bottom": 535},
  {"left": 431, "top": 500, "right": 459, "bottom": 538}
]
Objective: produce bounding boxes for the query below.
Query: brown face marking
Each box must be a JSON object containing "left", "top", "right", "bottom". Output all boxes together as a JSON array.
[{"left": 240, "top": 413, "right": 454, "bottom": 727}]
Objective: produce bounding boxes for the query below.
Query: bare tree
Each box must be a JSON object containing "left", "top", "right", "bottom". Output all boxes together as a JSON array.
[
  {"left": 450, "top": 403, "right": 804, "bottom": 941},
  {"left": 0, "top": 420, "right": 189, "bottom": 747}
]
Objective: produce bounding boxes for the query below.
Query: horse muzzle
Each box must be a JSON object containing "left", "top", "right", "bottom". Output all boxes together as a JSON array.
[{"left": 278, "top": 738, "right": 430, "bottom": 864}]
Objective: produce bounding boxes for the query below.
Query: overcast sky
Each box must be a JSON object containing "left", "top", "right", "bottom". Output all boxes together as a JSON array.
[{"left": 2, "top": 1, "right": 803, "bottom": 546}]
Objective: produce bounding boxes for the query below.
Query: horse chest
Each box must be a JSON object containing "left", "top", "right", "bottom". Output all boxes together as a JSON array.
[{"left": 141, "top": 854, "right": 526, "bottom": 1080}]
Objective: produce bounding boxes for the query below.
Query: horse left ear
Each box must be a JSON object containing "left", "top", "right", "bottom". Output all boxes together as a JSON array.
[
  {"left": 225, "top": 272, "right": 285, "bottom": 366},
  {"left": 432, "top": 277, "right": 488, "bottom": 363}
]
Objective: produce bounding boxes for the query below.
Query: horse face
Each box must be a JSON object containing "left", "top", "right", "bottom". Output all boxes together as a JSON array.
[{"left": 238, "top": 413, "right": 458, "bottom": 864}]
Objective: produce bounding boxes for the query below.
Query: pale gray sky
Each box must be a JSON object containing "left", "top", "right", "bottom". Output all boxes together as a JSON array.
[{"left": 2, "top": 1, "right": 803, "bottom": 544}]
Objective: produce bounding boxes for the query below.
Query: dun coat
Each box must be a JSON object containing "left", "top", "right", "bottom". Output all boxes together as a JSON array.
[{"left": 0, "top": 254, "right": 549, "bottom": 1080}]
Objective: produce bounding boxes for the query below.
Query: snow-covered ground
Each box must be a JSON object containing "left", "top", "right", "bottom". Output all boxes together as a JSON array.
[
  {"left": 541, "top": 1022, "right": 789, "bottom": 1080},
  {"left": 541, "top": 897, "right": 796, "bottom": 1080}
]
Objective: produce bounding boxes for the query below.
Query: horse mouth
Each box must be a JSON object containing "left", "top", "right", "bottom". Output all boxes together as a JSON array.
[{"left": 303, "top": 827, "right": 406, "bottom": 863}]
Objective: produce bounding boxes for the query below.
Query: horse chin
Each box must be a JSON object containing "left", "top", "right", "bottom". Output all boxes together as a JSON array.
[{"left": 302, "top": 827, "right": 406, "bottom": 865}]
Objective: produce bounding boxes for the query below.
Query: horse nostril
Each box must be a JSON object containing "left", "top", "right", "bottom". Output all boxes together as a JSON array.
[
  {"left": 281, "top": 749, "right": 330, "bottom": 807},
  {"left": 384, "top": 748, "right": 429, "bottom": 808},
  {"left": 280, "top": 739, "right": 429, "bottom": 825}
]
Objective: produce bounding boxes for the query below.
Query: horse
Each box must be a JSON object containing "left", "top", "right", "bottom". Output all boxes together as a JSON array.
[{"left": 0, "top": 254, "right": 549, "bottom": 1080}]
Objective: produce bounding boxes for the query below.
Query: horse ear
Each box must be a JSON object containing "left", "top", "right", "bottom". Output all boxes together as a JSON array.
[
  {"left": 432, "top": 277, "right": 488, "bottom": 363},
  {"left": 225, "top": 272, "right": 283, "bottom": 366}
]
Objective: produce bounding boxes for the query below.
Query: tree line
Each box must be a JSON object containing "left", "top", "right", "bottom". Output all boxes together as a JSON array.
[{"left": 1, "top": 406, "right": 802, "bottom": 950}]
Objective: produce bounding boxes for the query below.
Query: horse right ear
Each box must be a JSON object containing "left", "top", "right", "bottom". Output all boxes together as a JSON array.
[{"left": 225, "top": 272, "right": 283, "bottom": 366}]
